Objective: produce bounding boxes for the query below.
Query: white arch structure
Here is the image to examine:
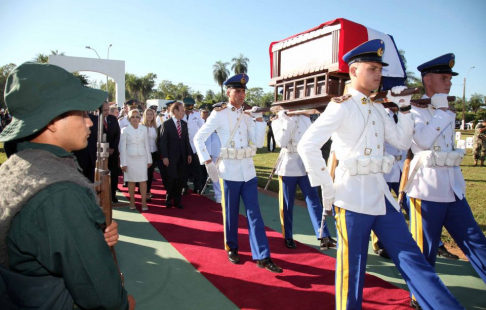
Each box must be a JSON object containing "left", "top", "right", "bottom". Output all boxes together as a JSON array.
[{"left": 48, "top": 55, "right": 125, "bottom": 106}]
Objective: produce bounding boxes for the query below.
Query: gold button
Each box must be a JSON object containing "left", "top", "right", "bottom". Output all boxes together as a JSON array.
[
  {"left": 377, "top": 145, "right": 381, "bottom": 149},
  {"left": 321, "top": 167, "right": 325, "bottom": 171},
  {"left": 426, "top": 121, "right": 429, "bottom": 125},
  {"left": 436, "top": 127, "right": 440, "bottom": 131},
  {"left": 443, "top": 135, "right": 446, "bottom": 138},
  {"left": 375, "top": 133, "right": 378, "bottom": 137}
]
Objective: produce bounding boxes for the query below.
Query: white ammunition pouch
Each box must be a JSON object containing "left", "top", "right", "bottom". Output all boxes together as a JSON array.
[
  {"left": 418, "top": 149, "right": 464, "bottom": 168},
  {"left": 342, "top": 155, "right": 395, "bottom": 176},
  {"left": 220, "top": 145, "right": 257, "bottom": 159}
]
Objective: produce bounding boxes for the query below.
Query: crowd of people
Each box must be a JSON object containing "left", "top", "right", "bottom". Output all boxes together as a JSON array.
[{"left": 0, "top": 38, "right": 485, "bottom": 310}]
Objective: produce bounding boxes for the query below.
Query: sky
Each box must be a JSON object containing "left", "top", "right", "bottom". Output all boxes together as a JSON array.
[{"left": 1, "top": 0, "right": 485, "bottom": 102}]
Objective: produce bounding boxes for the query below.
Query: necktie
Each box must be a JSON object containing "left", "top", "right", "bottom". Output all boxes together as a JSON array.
[
  {"left": 104, "top": 117, "right": 108, "bottom": 130},
  {"left": 177, "top": 120, "right": 181, "bottom": 138},
  {"left": 393, "top": 113, "right": 398, "bottom": 124}
]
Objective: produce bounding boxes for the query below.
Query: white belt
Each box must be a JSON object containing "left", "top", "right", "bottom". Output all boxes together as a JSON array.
[
  {"left": 220, "top": 145, "right": 257, "bottom": 159},
  {"left": 340, "top": 155, "right": 395, "bottom": 176}
]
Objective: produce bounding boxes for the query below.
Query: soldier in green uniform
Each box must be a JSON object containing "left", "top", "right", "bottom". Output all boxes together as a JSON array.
[
  {"left": 472, "top": 120, "right": 486, "bottom": 166},
  {"left": 0, "top": 62, "right": 135, "bottom": 310}
]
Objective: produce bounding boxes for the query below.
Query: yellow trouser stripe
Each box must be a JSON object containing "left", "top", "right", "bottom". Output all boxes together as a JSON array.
[
  {"left": 220, "top": 178, "right": 229, "bottom": 251},
  {"left": 335, "top": 206, "right": 349, "bottom": 310},
  {"left": 371, "top": 230, "right": 379, "bottom": 251},
  {"left": 278, "top": 176, "right": 285, "bottom": 238},
  {"left": 409, "top": 197, "right": 423, "bottom": 302}
]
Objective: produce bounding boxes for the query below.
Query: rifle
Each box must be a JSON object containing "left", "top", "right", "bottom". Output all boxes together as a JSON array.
[
  {"left": 264, "top": 153, "right": 283, "bottom": 190},
  {"left": 318, "top": 151, "right": 337, "bottom": 239},
  {"left": 397, "top": 149, "right": 414, "bottom": 209},
  {"left": 95, "top": 107, "right": 124, "bottom": 285}
]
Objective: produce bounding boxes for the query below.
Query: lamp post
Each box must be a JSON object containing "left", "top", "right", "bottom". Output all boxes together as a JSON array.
[
  {"left": 462, "top": 66, "right": 475, "bottom": 130},
  {"left": 86, "top": 45, "right": 113, "bottom": 100}
]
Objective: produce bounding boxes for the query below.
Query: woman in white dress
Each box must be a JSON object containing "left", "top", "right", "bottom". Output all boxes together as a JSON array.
[
  {"left": 142, "top": 108, "right": 159, "bottom": 200},
  {"left": 119, "top": 109, "right": 152, "bottom": 211}
]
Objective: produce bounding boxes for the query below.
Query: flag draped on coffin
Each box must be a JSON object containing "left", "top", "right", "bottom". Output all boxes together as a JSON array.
[{"left": 268, "top": 18, "right": 407, "bottom": 90}]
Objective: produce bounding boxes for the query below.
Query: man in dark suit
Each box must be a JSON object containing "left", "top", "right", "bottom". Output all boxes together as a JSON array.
[
  {"left": 101, "top": 101, "right": 121, "bottom": 203},
  {"left": 73, "top": 112, "right": 98, "bottom": 182},
  {"left": 159, "top": 102, "right": 192, "bottom": 209}
]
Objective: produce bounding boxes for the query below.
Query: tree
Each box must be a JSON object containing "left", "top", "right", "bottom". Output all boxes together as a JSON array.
[
  {"left": 50, "top": 50, "right": 65, "bottom": 56},
  {"left": 126, "top": 73, "right": 142, "bottom": 101},
  {"left": 213, "top": 61, "right": 230, "bottom": 99},
  {"left": 140, "top": 73, "right": 157, "bottom": 102},
  {"left": 231, "top": 54, "right": 250, "bottom": 74},
  {"left": 469, "top": 93, "right": 485, "bottom": 114},
  {"left": 33, "top": 53, "right": 49, "bottom": 64},
  {"left": 99, "top": 79, "right": 116, "bottom": 101},
  {"left": 0, "top": 63, "right": 16, "bottom": 108},
  {"left": 205, "top": 89, "right": 215, "bottom": 101},
  {"left": 194, "top": 91, "right": 204, "bottom": 103},
  {"left": 73, "top": 72, "right": 90, "bottom": 86},
  {"left": 398, "top": 49, "right": 424, "bottom": 99}
]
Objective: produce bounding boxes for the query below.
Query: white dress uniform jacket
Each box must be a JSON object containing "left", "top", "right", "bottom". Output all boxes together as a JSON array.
[
  {"left": 119, "top": 124, "right": 152, "bottom": 167},
  {"left": 383, "top": 109, "right": 407, "bottom": 183},
  {"left": 407, "top": 95, "right": 466, "bottom": 202},
  {"left": 194, "top": 103, "right": 266, "bottom": 182},
  {"left": 118, "top": 115, "right": 130, "bottom": 130},
  {"left": 183, "top": 111, "right": 205, "bottom": 154},
  {"left": 271, "top": 114, "right": 311, "bottom": 177},
  {"left": 298, "top": 88, "right": 414, "bottom": 215}
]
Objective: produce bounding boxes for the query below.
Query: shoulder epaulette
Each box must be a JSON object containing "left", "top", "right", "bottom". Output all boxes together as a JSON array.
[
  {"left": 214, "top": 103, "right": 227, "bottom": 112},
  {"left": 331, "top": 94, "right": 352, "bottom": 104}
]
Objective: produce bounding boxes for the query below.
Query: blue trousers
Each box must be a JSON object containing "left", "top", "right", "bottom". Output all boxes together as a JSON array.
[
  {"left": 278, "top": 175, "right": 330, "bottom": 240},
  {"left": 409, "top": 195, "right": 486, "bottom": 284},
  {"left": 220, "top": 177, "right": 270, "bottom": 260},
  {"left": 334, "top": 201, "right": 462, "bottom": 310}
]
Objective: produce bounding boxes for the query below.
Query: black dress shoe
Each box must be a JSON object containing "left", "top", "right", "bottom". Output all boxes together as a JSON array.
[
  {"left": 256, "top": 258, "right": 283, "bottom": 273},
  {"left": 228, "top": 249, "right": 240, "bottom": 264},
  {"left": 285, "top": 239, "right": 297, "bottom": 249},
  {"left": 320, "top": 237, "right": 337, "bottom": 250},
  {"left": 175, "top": 205, "right": 184, "bottom": 209},
  {"left": 374, "top": 248, "right": 391, "bottom": 259},
  {"left": 166, "top": 203, "right": 173, "bottom": 208},
  {"left": 410, "top": 299, "right": 422, "bottom": 310},
  {"left": 112, "top": 197, "right": 119, "bottom": 203},
  {"left": 437, "top": 245, "right": 459, "bottom": 260}
]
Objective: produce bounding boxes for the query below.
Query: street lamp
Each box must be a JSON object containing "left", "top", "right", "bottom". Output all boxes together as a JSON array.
[
  {"left": 86, "top": 45, "right": 113, "bottom": 99},
  {"left": 462, "top": 66, "right": 475, "bottom": 130}
]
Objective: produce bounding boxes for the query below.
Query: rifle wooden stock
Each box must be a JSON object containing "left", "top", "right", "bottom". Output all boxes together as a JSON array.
[
  {"left": 370, "top": 87, "right": 420, "bottom": 101},
  {"left": 95, "top": 111, "right": 124, "bottom": 285},
  {"left": 397, "top": 149, "right": 414, "bottom": 208},
  {"left": 411, "top": 96, "right": 456, "bottom": 106},
  {"left": 269, "top": 105, "right": 321, "bottom": 117}
]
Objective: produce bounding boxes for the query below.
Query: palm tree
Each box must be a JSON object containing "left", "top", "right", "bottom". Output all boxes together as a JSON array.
[
  {"left": 231, "top": 54, "right": 249, "bottom": 74},
  {"left": 140, "top": 73, "right": 157, "bottom": 102},
  {"left": 126, "top": 73, "right": 142, "bottom": 101},
  {"left": 50, "top": 50, "right": 65, "bottom": 56},
  {"left": 33, "top": 53, "right": 49, "bottom": 64},
  {"left": 213, "top": 61, "right": 230, "bottom": 99}
]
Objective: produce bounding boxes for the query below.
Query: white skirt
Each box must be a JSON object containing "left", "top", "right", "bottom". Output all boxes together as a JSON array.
[{"left": 124, "top": 155, "right": 148, "bottom": 182}]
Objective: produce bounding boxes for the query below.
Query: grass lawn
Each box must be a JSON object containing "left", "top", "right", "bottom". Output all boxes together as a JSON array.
[{"left": 1, "top": 130, "right": 484, "bottom": 252}]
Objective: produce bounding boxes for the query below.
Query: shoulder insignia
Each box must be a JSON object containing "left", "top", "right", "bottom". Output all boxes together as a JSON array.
[
  {"left": 331, "top": 94, "right": 352, "bottom": 104},
  {"left": 214, "top": 103, "right": 227, "bottom": 112}
]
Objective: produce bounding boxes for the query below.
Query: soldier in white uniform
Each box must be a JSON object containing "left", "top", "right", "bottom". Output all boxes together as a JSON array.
[
  {"left": 298, "top": 40, "right": 462, "bottom": 310},
  {"left": 271, "top": 111, "right": 337, "bottom": 250},
  {"left": 118, "top": 100, "right": 132, "bottom": 130},
  {"left": 406, "top": 54, "right": 486, "bottom": 297},
  {"left": 194, "top": 74, "right": 283, "bottom": 273},
  {"left": 182, "top": 97, "right": 205, "bottom": 194}
]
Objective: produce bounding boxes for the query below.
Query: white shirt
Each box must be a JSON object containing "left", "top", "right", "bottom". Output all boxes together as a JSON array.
[
  {"left": 407, "top": 95, "right": 466, "bottom": 202},
  {"left": 194, "top": 103, "right": 266, "bottom": 182},
  {"left": 183, "top": 111, "right": 204, "bottom": 153},
  {"left": 297, "top": 87, "right": 414, "bottom": 215},
  {"left": 147, "top": 126, "right": 158, "bottom": 153},
  {"left": 272, "top": 114, "right": 311, "bottom": 177},
  {"left": 383, "top": 109, "right": 407, "bottom": 183}
]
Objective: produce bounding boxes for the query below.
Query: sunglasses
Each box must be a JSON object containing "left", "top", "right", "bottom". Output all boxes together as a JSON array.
[{"left": 130, "top": 116, "right": 141, "bottom": 119}]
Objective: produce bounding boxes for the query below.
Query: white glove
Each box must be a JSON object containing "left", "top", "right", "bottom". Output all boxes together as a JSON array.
[
  {"left": 321, "top": 184, "right": 334, "bottom": 211},
  {"left": 386, "top": 86, "right": 411, "bottom": 108},
  {"left": 431, "top": 93, "right": 449, "bottom": 109},
  {"left": 250, "top": 106, "right": 263, "bottom": 118},
  {"left": 205, "top": 162, "right": 219, "bottom": 182},
  {"left": 277, "top": 109, "right": 291, "bottom": 121}
]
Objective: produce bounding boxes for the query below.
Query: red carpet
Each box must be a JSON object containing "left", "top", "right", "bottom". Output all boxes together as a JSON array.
[{"left": 120, "top": 174, "right": 410, "bottom": 309}]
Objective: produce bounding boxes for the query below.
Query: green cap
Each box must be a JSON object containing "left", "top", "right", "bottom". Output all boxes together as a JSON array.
[{"left": 0, "top": 62, "right": 107, "bottom": 142}]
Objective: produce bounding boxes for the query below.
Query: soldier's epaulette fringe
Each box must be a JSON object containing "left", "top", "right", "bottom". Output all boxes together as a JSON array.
[{"left": 331, "top": 94, "right": 352, "bottom": 104}]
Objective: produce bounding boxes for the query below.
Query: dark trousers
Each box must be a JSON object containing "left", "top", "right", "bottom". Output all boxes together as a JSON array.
[
  {"left": 156, "top": 157, "right": 168, "bottom": 188},
  {"left": 184, "top": 153, "right": 202, "bottom": 191},
  {"left": 267, "top": 130, "right": 276, "bottom": 152},
  {"left": 108, "top": 154, "right": 119, "bottom": 199},
  {"left": 147, "top": 152, "right": 158, "bottom": 192},
  {"left": 167, "top": 156, "right": 185, "bottom": 207}
]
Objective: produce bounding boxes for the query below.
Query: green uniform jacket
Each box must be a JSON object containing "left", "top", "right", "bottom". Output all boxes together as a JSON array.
[{"left": 7, "top": 142, "right": 128, "bottom": 310}]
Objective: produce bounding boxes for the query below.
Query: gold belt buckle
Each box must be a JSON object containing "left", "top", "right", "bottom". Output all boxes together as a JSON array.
[{"left": 364, "top": 148, "right": 372, "bottom": 155}]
